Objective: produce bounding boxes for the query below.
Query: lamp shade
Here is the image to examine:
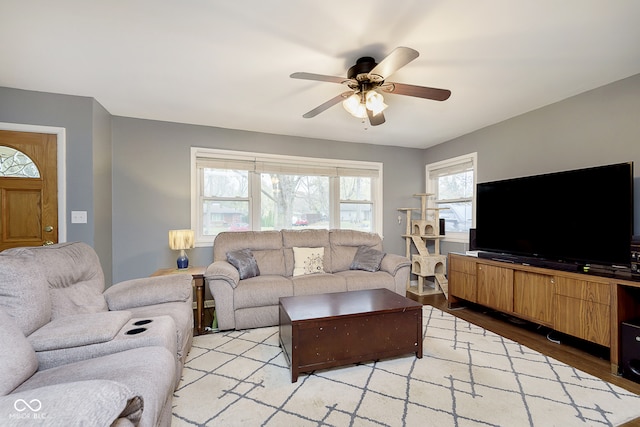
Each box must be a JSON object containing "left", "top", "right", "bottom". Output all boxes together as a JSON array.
[{"left": 168, "top": 229, "right": 194, "bottom": 251}]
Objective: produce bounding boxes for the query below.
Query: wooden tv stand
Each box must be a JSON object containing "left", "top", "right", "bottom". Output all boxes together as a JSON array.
[{"left": 447, "top": 253, "right": 640, "bottom": 374}]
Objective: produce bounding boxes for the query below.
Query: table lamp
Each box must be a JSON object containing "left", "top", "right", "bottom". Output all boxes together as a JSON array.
[{"left": 168, "top": 229, "right": 194, "bottom": 269}]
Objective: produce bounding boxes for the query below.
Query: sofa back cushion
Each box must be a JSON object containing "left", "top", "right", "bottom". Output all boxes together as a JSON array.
[
  {"left": 27, "top": 242, "right": 108, "bottom": 319},
  {"left": 282, "top": 229, "right": 330, "bottom": 277},
  {"left": 0, "top": 247, "right": 51, "bottom": 335},
  {"left": 0, "top": 308, "right": 38, "bottom": 395},
  {"left": 329, "top": 230, "right": 383, "bottom": 273},
  {"left": 214, "top": 231, "right": 286, "bottom": 276}
]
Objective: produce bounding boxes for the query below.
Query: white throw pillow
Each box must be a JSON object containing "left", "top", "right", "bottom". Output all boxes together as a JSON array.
[{"left": 292, "top": 247, "right": 325, "bottom": 276}]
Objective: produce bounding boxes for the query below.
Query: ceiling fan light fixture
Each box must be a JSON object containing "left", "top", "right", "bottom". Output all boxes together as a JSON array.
[
  {"left": 342, "top": 93, "right": 367, "bottom": 118},
  {"left": 365, "top": 90, "right": 387, "bottom": 116}
]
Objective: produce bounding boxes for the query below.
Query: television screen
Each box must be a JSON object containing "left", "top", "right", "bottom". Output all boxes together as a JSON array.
[{"left": 475, "top": 162, "right": 634, "bottom": 267}]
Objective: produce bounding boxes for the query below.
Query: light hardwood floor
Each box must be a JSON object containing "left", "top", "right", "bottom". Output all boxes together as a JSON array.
[{"left": 408, "top": 292, "right": 640, "bottom": 427}]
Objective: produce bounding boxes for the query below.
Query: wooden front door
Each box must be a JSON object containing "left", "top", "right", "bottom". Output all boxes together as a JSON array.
[{"left": 0, "top": 130, "right": 58, "bottom": 250}]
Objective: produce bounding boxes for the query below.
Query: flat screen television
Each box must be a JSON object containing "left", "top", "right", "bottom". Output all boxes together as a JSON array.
[{"left": 475, "top": 162, "right": 634, "bottom": 269}]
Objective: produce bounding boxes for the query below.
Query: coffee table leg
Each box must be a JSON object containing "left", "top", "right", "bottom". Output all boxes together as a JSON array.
[{"left": 417, "top": 310, "right": 423, "bottom": 358}]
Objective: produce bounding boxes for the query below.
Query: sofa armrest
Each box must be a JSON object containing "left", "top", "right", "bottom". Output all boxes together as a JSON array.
[
  {"left": 379, "top": 253, "right": 411, "bottom": 276},
  {"left": 104, "top": 274, "right": 192, "bottom": 311},
  {"left": 1, "top": 380, "right": 143, "bottom": 426},
  {"left": 204, "top": 261, "right": 240, "bottom": 289}
]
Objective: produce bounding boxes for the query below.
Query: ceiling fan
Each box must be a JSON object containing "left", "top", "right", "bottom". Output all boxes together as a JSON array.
[{"left": 290, "top": 47, "right": 451, "bottom": 126}]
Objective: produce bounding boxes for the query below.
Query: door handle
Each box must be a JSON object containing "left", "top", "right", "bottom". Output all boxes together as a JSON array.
[{"left": 44, "top": 225, "right": 54, "bottom": 232}]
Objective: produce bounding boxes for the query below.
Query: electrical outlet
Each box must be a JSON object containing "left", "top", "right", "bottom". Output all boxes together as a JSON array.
[{"left": 71, "top": 211, "right": 87, "bottom": 224}]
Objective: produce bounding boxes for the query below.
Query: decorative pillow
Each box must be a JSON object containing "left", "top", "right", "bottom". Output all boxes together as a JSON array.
[
  {"left": 226, "top": 249, "right": 260, "bottom": 280},
  {"left": 292, "top": 247, "right": 325, "bottom": 276},
  {"left": 350, "top": 245, "right": 386, "bottom": 272}
]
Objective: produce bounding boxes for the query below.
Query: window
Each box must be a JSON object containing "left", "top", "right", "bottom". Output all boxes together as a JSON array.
[
  {"left": 192, "top": 148, "right": 382, "bottom": 245},
  {"left": 0, "top": 146, "right": 40, "bottom": 178},
  {"left": 426, "top": 153, "right": 477, "bottom": 242}
]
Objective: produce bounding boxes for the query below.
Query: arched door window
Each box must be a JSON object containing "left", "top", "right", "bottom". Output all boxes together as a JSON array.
[{"left": 0, "top": 146, "right": 40, "bottom": 178}]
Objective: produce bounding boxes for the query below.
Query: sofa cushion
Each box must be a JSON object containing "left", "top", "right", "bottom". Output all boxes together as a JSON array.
[
  {"left": 213, "top": 231, "right": 286, "bottom": 276},
  {"left": 0, "top": 380, "right": 143, "bottom": 426},
  {"left": 251, "top": 249, "right": 286, "bottom": 276},
  {"left": 291, "top": 273, "right": 347, "bottom": 296},
  {"left": 350, "top": 245, "right": 386, "bottom": 272},
  {"left": 213, "top": 230, "right": 282, "bottom": 260},
  {"left": 50, "top": 284, "right": 109, "bottom": 319},
  {"left": 329, "top": 230, "right": 383, "bottom": 273},
  {"left": 0, "top": 308, "right": 38, "bottom": 396},
  {"left": 336, "top": 270, "right": 396, "bottom": 293},
  {"left": 0, "top": 247, "right": 51, "bottom": 336},
  {"left": 15, "top": 346, "right": 176, "bottom": 427},
  {"left": 226, "top": 249, "right": 260, "bottom": 279},
  {"left": 282, "top": 229, "right": 330, "bottom": 276},
  {"left": 234, "top": 275, "right": 293, "bottom": 309},
  {"left": 292, "top": 247, "right": 325, "bottom": 276},
  {"left": 27, "top": 242, "right": 108, "bottom": 319}
]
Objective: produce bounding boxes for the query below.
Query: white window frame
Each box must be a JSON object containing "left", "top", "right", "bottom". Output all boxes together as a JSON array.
[
  {"left": 191, "top": 147, "right": 383, "bottom": 246},
  {"left": 425, "top": 152, "right": 477, "bottom": 244}
]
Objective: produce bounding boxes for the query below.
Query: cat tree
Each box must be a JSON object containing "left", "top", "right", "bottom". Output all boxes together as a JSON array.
[{"left": 398, "top": 193, "right": 448, "bottom": 298}]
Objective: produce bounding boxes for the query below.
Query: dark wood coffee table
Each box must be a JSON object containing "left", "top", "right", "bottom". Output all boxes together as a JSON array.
[{"left": 279, "top": 288, "right": 423, "bottom": 382}]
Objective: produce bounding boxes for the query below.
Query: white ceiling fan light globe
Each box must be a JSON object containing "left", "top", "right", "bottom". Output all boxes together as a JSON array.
[
  {"left": 342, "top": 93, "right": 367, "bottom": 118},
  {"left": 365, "top": 91, "right": 387, "bottom": 116}
]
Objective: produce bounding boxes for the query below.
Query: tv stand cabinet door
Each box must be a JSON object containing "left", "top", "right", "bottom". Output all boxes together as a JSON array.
[
  {"left": 513, "top": 271, "right": 555, "bottom": 327},
  {"left": 554, "top": 277, "right": 611, "bottom": 347},
  {"left": 449, "top": 255, "right": 478, "bottom": 303},
  {"left": 477, "top": 264, "right": 514, "bottom": 312}
]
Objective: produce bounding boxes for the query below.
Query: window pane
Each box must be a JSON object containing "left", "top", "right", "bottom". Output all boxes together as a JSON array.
[
  {"left": 340, "top": 203, "right": 373, "bottom": 232},
  {"left": 203, "top": 168, "right": 248, "bottom": 197},
  {"left": 437, "top": 170, "right": 473, "bottom": 200},
  {"left": 340, "top": 177, "right": 371, "bottom": 200},
  {"left": 202, "top": 200, "right": 249, "bottom": 235},
  {"left": 438, "top": 201, "right": 472, "bottom": 233},
  {"left": 260, "top": 173, "right": 329, "bottom": 230},
  {"left": 0, "top": 146, "right": 40, "bottom": 178}
]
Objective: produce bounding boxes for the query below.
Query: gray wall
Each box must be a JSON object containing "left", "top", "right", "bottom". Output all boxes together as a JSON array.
[
  {"left": 425, "top": 73, "right": 640, "bottom": 256},
  {"left": 112, "top": 117, "right": 425, "bottom": 282},
  {"left": 0, "top": 87, "right": 113, "bottom": 279},
  {"left": 3, "top": 72, "right": 639, "bottom": 285},
  {"left": 92, "top": 99, "right": 113, "bottom": 286}
]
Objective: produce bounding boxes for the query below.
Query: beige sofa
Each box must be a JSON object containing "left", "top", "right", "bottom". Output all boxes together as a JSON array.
[{"left": 205, "top": 229, "right": 411, "bottom": 330}]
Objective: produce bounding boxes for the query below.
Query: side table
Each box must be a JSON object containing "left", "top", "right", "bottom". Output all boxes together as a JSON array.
[{"left": 151, "top": 266, "right": 207, "bottom": 335}]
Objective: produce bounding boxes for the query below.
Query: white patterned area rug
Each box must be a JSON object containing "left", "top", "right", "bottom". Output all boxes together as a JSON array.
[{"left": 172, "top": 306, "right": 640, "bottom": 427}]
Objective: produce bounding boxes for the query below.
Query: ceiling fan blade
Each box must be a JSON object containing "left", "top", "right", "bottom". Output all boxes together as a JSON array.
[
  {"left": 302, "top": 91, "right": 353, "bottom": 118},
  {"left": 368, "top": 47, "right": 419, "bottom": 80},
  {"left": 380, "top": 82, "right": 451, "bottom": 101},
  {"left": 367, "top": 109, "right": 385, "bottom": 126},
  {"left": 290, "top": 72, "right": 350, "bottom": 85}
]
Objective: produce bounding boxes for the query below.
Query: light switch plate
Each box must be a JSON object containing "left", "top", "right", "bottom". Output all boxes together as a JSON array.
[{"left": 71, "top": 211, "right": 87, "bottom": 224}]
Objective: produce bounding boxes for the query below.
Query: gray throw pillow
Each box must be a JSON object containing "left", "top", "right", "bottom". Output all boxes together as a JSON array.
[
  {"left": 226, "top": 249, "right": 260, "bottom": 280},
  {"left": 350, "top": 245, "right": 386, "bottom": 272}
]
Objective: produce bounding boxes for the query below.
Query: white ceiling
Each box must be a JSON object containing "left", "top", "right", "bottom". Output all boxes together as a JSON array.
[{"left": 1, "top": 1, "right": 640, "bottom": 149}]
